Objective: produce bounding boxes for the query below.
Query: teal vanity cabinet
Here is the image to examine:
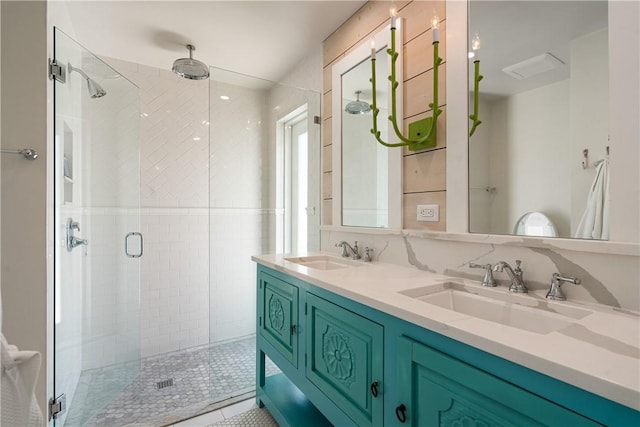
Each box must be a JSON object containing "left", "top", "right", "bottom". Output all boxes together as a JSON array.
[
  {"left": 255, "top": 264, "right": 640, "bottom": 427},
  {"left": 396, "top": 336, "right": 600, "bottom": 426},
  {"left": 306, "top": 293, "right": 384, "bottom": 426}
]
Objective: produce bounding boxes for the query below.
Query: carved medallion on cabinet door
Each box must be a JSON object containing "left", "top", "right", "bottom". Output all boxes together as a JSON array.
[{"left": 259, "top": 273, "right": 299, "bottom": 367}]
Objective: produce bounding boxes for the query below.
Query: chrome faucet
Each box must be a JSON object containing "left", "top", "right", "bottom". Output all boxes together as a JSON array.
[
  {"left": 469, "top": 263, "right": 496, "bottom": 287},
  {"left": 493, "top": 260, "right": 528, "bottom": 293},
  {"left": 546, "top": 273, "right": 581, "bottom": 301},
  {"left": 336, "top": 241, "right": 361, "bottom": 260},
  {"left": 66, "top": 218, "right": 89, "bottom": 252}
]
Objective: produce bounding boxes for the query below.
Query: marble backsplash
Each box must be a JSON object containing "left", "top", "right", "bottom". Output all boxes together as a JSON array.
[{"left": 321, "top": 230, "right": 640, "bottom": 312}]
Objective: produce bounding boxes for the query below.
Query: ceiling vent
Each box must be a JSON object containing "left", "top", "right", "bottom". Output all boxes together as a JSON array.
[{"left": 502, "top": 53, "right": 565, "bottom": 80}]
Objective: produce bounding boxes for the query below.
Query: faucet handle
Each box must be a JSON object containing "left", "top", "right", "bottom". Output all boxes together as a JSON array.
[
  {"left": 469, "top": 263, "right": 496, "bottom": 287},
  {"left": 469, "top": 262, "right": 490, "bottom": 269},
  {"left": 546, "top": 273, "right": 582, "bottom": 300},
  {"left": 515, "top": 259, "right": 523, "bottom": 273},
  {"left": 364, "top": 247, "right": 373, "bottom": 263},
  {"left": 554, "top": 273, "right": 581, "bottom": 285}
]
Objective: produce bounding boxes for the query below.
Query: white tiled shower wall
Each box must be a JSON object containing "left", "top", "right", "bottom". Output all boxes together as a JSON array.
[
  {"left": 109, "top": 59, "right": 210, "bottom": 357},
  {"left": 209, "top": 80, "right": 268, "bottom": 343},
  {"left": 107, "top": 54, "right": 323, "bottom": 357}
]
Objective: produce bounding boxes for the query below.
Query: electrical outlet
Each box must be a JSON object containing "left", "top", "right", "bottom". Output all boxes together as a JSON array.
[{"left": 417, "top": 204, "right": 439, "bottom": 222}]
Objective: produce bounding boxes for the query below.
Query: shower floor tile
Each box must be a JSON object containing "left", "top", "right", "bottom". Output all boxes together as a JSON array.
[{"left": 64, "top": 335, "right": 279, "bottom": 427}]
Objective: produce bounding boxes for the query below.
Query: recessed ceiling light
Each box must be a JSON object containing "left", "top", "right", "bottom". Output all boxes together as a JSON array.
[
  {"left": 193, "top": 137, "right": 201, "bottom": 141},
  {"left": 220, "top": 95, "right": 230, "bottom": 100}
]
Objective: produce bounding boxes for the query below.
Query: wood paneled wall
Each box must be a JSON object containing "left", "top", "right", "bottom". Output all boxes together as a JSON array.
[{"left": 322, "top": 0, "right": 447, "bottom": 231}]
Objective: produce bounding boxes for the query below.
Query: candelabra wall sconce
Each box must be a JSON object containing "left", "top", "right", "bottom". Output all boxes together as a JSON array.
[
  {"left": 370, "top": 9, "right": 443, "bottom": 151},
  {"left": 469, "top": 33, "right": 483, "bottom": 137}
]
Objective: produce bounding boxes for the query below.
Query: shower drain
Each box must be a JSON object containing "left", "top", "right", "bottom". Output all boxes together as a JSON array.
[{"left": 156, "top": 378, "right": 174, "bottom": 389}]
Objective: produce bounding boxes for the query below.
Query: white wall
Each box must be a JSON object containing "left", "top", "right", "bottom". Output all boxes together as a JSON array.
[
  {"left": 468, "top": 96, "right": 491, "bottom": 233},
  {"left": 488, "top": 79, "right": 571, "bottom": 236},
  {"left": 342, "top": 108, "right": 388, "bottom": 227},
  {"left": 1, "top": 0, "right": 48, "bottom": 415},
  {"left": 608, "top": 0, "right": 639, "bottom": 243},
  {"left": 570, "top": 29, "right": 609, "bottom": 236},
  {"left": 209, "top": 78, "right": 267, "bottom": 343}
]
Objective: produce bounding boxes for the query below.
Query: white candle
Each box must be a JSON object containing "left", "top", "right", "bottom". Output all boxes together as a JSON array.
[
  {"left": 371, "top": 38, "right": 376, "bottom": 60},
  {"left": 431, "top": 12, "right": 440, "bottom": 43},
  {"left": 390, "top": 6, "right": 397, "bottom": 28},
  {"left": 472, "top": 33, "right": 481, "bottom": 61}
]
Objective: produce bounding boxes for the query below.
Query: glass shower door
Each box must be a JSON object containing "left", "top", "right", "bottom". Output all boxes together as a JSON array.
[{"left": 52, "top": 28, "right": 141, "bottom": 426}]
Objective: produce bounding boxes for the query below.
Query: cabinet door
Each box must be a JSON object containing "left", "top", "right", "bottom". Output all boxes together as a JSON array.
[
  {"left": 306, "top": 293, "right": 384, "bottom": 426},
  {"left": 396, "top": 337, "right": 601, "bottom": 427},
  {"left": 259, "top": 273, "right": 298, "bottom": 367}
]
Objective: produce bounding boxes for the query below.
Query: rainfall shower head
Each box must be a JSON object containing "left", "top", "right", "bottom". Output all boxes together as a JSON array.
[
  {"left": 172, "top": 44, "right": 209, "bottom": 80},
  {"left": 68, "top": 63, "right": 107, "bottom": 98},
  {"left": 344, "top": 91, "right": 371, "bottom": 115}
]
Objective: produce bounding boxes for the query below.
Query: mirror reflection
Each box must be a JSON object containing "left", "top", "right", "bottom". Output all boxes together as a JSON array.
[
  {"left": 341, "top": 55, "right": 389, "bottom": 228},
  {"left": 332, "top": 23, "right": 402, "bottom": 230},
  {"left": 468, "top": 0, "right": 610, "bottom": 240}
]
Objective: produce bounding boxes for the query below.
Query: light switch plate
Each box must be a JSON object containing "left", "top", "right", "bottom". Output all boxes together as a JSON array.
[{"left": 417, "top": 204, "right": 439, "bottom": 222}]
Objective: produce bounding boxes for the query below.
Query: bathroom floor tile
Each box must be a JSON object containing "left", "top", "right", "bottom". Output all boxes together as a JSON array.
[{"left": 63, "top": 335, "right": 279, "bottom": 427}]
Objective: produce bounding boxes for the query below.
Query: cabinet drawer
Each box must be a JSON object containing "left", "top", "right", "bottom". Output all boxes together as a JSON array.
[
  {"left": 306, "top": 293, "right": 384, "bottom": 427},
  {"left": 259, "top": 273, "right": 299, "bottom": 367},
  {"left": 397, "top": 336, "right": 601, "bottom": 427}
]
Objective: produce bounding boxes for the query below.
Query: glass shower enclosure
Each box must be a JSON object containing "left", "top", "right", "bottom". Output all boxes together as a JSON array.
[{"left": 52, "top": 28, "right": 142, "bottom": 426}]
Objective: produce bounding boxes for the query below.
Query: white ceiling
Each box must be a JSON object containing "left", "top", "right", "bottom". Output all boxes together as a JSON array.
[{"left": 64, "top": 0, "right": 367, "bottom": 83}]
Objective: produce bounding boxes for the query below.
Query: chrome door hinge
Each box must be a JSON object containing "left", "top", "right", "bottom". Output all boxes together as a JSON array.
[
  {"left": 49, "top": 394, "right": 66, "bottom": 420},
  {"left": 49, "top": 59, "right": 66, "bottom": 83}
]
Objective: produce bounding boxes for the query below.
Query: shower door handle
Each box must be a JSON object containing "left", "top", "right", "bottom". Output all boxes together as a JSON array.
[{"left": 125, "top": 232, "right": 143, "bottom": 258}]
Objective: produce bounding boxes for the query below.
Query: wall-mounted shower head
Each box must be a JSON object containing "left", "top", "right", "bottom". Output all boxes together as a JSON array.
[
  {"left": 68, "top": 63, "right": 107, "bottom": 98},
  {"left": 172, "top": 44, "right": 209, "bottom": 80}
]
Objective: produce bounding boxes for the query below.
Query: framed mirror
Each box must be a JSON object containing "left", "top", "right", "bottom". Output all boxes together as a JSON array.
[
  {"left": 467, "top": 0, "right": 612, "bottom": 240},
  {"left": 332, "top": 23, "right": 402, "bottom": 229}
]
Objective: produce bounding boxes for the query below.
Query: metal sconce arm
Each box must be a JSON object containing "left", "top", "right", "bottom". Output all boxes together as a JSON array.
[
  {"left": 469, "top": 59, "right": 483, "bottom": 136},
  {"left": 370, "top": 26, "right": 442, "bottom": 150}
]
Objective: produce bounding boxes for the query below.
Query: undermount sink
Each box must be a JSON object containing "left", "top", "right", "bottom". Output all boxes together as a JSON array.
[
  {"left": 284, "top": 255, "right": 362, "bottom": 271},
  {"left": 400, "top": 281, "right": 593, "bottom": 334}
]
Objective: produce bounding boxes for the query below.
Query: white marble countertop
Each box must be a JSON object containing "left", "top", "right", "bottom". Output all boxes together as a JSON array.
[{"left": 253, "top": 253, "right": 640, "bottom": 411}]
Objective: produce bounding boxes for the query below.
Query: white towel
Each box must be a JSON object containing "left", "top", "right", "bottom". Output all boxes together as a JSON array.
[
  {"left": 575, "top": 159, "right": 610, "bottom": 240},
  {"left": 1, "top": 334, "right": 44, "bottom": 427}
]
